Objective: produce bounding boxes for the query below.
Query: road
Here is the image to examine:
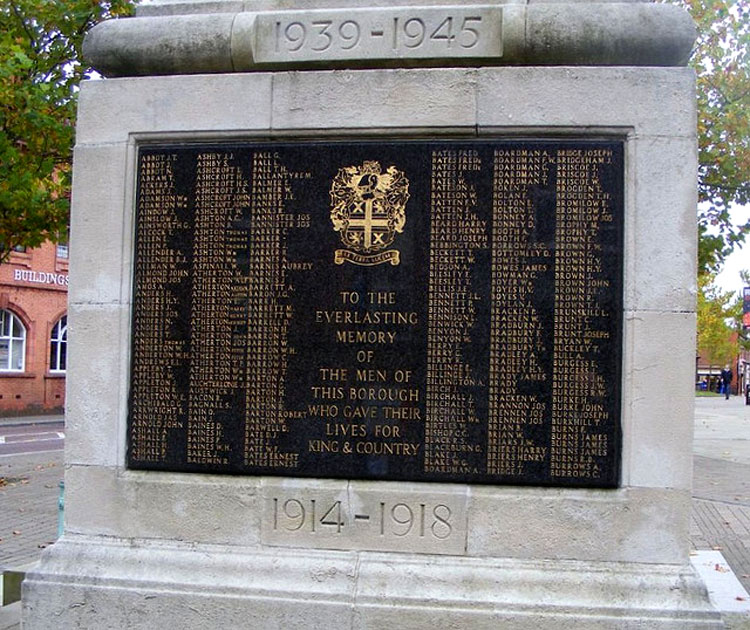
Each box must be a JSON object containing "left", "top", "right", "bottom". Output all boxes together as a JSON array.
[
  {"left": 0, "top": 421, "right": 64, "bottom": 458},
  {"left": 0, "top": 418, "right": 64, "bottom": 575}
]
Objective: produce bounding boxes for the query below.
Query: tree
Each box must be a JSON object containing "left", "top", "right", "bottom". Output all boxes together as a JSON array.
[
  {"left": 697, "top": 273, "right": 739, "bottom": 367},
  {"left": 697, "top": 268, "right": 750, "bottom": 388},
  {"left": 675, "top": 0, "right": 750, "bottom": 274},
  {"left": 1, "top": 0, "right": 747, "bottom": 268},
  {"left": 0, "top": 0, "right": 134, "bottom": 262}
]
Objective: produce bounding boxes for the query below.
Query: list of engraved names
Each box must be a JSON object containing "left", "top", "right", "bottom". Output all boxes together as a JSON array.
[{"left": 129, "top": 140, "right": 623, "bottom": 488}]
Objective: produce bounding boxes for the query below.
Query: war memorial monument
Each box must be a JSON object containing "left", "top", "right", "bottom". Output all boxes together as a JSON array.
[{"left": 22, "top": 0, "right": 723, "bottom": 626}]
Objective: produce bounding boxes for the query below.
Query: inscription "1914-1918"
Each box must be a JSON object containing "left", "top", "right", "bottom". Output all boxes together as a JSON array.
[
  {"left": 272, "top": 497, "right": 453, "bottom": 539},
  {"left": 260, "top": 489, "right": 466, "bottom": 554},
  {"left": 128, "top": 139, "right": 624, "bottom": 489}
]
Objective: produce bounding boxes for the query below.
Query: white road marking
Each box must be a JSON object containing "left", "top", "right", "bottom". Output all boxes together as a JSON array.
[
  {"left": 0, "top": 432, "right": 65, "bottom": 444},
  {"left": 0, "top": 448, "right": 64, "bottom": 458}
]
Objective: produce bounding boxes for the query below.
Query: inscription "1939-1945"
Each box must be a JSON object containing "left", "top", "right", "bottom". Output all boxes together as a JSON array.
[{"left": 254, "top": 7, "right": 503, "bottom": 62}]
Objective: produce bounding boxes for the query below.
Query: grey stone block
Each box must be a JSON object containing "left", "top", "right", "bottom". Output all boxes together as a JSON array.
[
  {"left": 271, "top": 68, "right": 477, "bottom": 131},
  {"left": 476, "top": 66, "right": 696, "bottom": 139},
  {"left": 65, "top": 303, "right": 129, "bottom": 467},
  {"left": 75, "top": 73, "right": 273, "bottom": 145},
  {"left": 621, "top": 311, "right": 696, "bottom": 489},
  {"left": 87, "top": 3, "right": 695, "bottom": 75},
  {"left": 21, "top": 535, "right": 722, "bottom": 629},
  {"left": 249, "top": 6, "right": 503, "bottom": 67},
  {"left": 84, "top": 13, "right": 235, "bottom": 77},
  {"left": 68, "top": 144, "right": 132, "bottom": 307},
  {"left": 628, "top": 136, "right": 698, "bottom": 312},
  {"left": 24, "top": 64, "right": 708, "bottom": 629},
  {"left": 138, "top": 0, "right": 652, "bottom": 18},
  {"left": 64, "top": 465, "right": 262, "bottom": 547},
  {"left": 466, "top": 486, "right": 691, "bottom": 564},
  {"left": 523, "top": 3, "right": 695, "bottom": 66},
  {"left": 261, "top": 477, "right": 468, "bottom": 554}
]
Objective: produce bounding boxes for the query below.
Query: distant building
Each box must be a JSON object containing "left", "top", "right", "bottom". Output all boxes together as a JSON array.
[
  {"left": 0, "top": 241, "right": 68, "bottom": 414},
  {"left": 738, "top": 348, "right": 750, "bottom": 400},
  {"left": 697, "top": 331, "right": 749, "bottom": 396},
  {"left": 695, "top": 360, "right": 723, "bottom": 392}
]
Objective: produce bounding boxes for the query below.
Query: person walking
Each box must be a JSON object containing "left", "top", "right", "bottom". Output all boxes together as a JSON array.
[{"left": 720, "top": 365, "right": 733, "bottom": 400}]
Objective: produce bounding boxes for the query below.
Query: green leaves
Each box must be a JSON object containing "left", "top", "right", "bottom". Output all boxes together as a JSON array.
[
  {"left": 0, "top": 0, "right": 135, "bottom": 260},
  {"left": 0, "top": 0, "right": 746, "bottom": 274},
  {"left": 673, "top": 0, "right": 750, "bottom": 274}
]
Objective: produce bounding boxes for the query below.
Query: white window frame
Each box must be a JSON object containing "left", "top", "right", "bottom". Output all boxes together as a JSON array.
[
  {"left": 50, "top": 315, "right": 67, "bottom": 373},
  {"left": 0, "top": 310, "right": 26, "bottom": 372}
]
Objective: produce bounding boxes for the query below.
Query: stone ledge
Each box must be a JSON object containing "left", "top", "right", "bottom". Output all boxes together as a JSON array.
[
  {"left": 138, "top": 0, "right": 653, "bottom": 18},
  {"left": 83, "top": 3, "right": 695, "bottom": 76},
  {"left": 22, "top": 535, "right": 722, "bottom": 629}
]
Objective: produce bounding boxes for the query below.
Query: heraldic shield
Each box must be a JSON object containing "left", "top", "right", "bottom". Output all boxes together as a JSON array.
[{"left": 329, "top": 161, "right": 410, "bottom": 266}]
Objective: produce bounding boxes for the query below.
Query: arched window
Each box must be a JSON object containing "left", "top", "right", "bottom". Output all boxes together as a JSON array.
[
  {"left": 50, "top": 315, "right": 67, "bottom": 373},
  {"left": 0, "top": 310, "right": 26, "bottom": 372}
]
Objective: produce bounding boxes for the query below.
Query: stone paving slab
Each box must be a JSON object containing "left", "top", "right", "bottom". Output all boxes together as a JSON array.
[
  {"left": 0, "top": 601, "right": 21, "bottom": 630},
  {"left": 692, "top": 498, "right": 750, "bottom": 593},
  {"left": 0, "top": 452, "right": 62, "bottom": 571},
  {"left": 694, "top": 395, "right": 750, "bottom": 466},
  {"left": 691, "top": 550, "right": 750, "bottom": 615},
  {"left": 694, "top": 456, "right": 750, "bottom": 505},
  {"left": 692, "top": 396, "right": 750, "bottom": 602}
]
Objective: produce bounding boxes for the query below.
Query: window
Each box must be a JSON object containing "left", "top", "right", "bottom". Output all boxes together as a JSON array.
[
  {"left": 56, "top": 228, "right": 69, "bottom": 260},
  {"left": 0, "top": 310, "right": 26, "bottom": 372},
  {"left": 0, "top": 244, "right": 27, "bottom": 254},
  {"left": 50, "top": 315, "right": 67, "bottom": 373}
]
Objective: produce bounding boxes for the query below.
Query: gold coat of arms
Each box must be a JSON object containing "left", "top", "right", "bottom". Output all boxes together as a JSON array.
[{"left": 329, "top": 161, "right": 409, "bottom": 266}]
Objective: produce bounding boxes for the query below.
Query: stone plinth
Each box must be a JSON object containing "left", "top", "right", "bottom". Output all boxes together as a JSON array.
[{"left": 21, "top": 1, "right": 719, "bottom": 626}]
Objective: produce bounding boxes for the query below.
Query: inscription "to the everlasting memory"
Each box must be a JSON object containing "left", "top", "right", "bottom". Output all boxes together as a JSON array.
[{"left": 128, "top": 139, "right": 623, "bottom": 488}]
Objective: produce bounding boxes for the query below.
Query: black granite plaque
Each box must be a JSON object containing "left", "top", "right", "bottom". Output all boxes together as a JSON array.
[{"left": 128, "top": 139, "right": 623, "bottom": 488}]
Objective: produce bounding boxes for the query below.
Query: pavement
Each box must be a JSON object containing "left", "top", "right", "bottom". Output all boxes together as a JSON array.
[
  {"left": 0, "top": 416, "right": 63, "bottom": 572},
  {"left": 691, "top": 395, "right": 750, "bottom": 628},
  {"left": 0, "top": 400, "right": 749, "bottom": 628}
]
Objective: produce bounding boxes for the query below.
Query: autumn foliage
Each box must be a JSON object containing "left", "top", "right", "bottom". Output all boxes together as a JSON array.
[
  {"left": 674, "top": 0, "right": 750, "bottom": 273},
  {"left": 0, "top": 1, "right": 134, "bottom": 261},
  {"left": 0, "top": 0, "right": 748, "bottom": 273}
]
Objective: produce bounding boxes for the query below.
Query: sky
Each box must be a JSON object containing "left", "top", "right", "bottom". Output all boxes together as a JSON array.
[{"left": 714, "top": 203, "right": 750, "bottom": 296}]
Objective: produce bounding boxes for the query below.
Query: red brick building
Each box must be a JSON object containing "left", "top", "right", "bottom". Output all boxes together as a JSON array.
[{"left": 0, "top": 241, "right": 68, "bottom": 414}]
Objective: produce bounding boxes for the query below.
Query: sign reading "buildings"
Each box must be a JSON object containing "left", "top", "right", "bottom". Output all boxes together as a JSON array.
[{"left": 13, "top": 269, "right": 69, "bottom": 287}]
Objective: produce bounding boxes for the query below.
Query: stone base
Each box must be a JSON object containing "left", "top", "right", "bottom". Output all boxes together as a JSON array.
[{"left": 23, "top": 535, "right": 722, "bottom": 629}]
